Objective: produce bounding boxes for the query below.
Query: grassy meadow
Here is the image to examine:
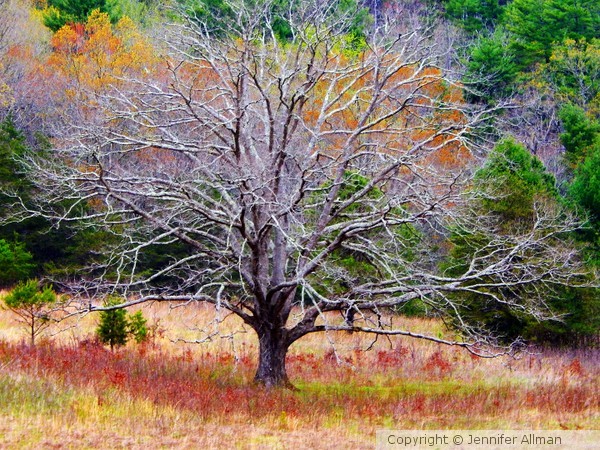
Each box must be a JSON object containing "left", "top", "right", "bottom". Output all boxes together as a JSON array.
[{"left": 0, "top": 301, "right": 598, "bottom": 449}]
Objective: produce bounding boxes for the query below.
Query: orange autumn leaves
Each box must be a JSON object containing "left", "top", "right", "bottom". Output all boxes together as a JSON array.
[
  {"left": 301, "top": 56, "right": 472, "bottom": 172},
  {"left": 47, "top": 10, "right": 157, "bottom": 98},
  {"left": 39, "top": 11, "right": 163, "bottom": 190},
  {"left": 160, "top": 41, "right": 471, "bottom": 176},
  {"left": 41, "top": 14, "right": 470, "bottom": 176}
]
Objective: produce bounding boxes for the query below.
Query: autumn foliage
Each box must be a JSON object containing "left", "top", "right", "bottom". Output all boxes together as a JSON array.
[{"left": 47, "top": 10, "right": 157, "bottom": 98}]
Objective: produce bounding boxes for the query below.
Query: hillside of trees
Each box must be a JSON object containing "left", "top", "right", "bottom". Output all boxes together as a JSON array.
[{"left": 0, "top": 0, "right": 598, "bottom": 388}]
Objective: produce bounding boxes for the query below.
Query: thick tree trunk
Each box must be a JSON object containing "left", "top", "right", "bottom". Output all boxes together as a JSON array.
[{"left": 254, "top": 328, "right": 292, "bottom": 389}]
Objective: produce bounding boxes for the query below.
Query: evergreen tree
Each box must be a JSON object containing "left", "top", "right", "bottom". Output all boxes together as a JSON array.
[
  {"left": 474, "top": 139, "right": 557, "bottom": 227},
  {"left": 43, "top": 0, "right": 107, "bottom": 32},
  {"left": 41, "top": 0, "right": 152, "bottom": 32},
  {"left": 464, "top": 32, "right": 519, "bottom": 101},
  {"left": 559, "top": 103, "right": 600, "bottom": 167},
  {"left": 504, "top": 0, "right": 600, "bottom": 69},
  {"left": 444, "top": 140, "right": 597, "bottom": 346},
  {"left": 0, "top": 116, "right": 28, "bottom": 202},
  {"left": 96, "top": 297, "right": 149, "bottom": 350},
  {"left": 180, "top": 0, "right": 371, "bottom": 43},
  {"left": 0, "top": 117, "right": 108, "bottom": 276},
  {"left": 0, "top": 239, "right": 34, "bottom": 287},
  {"left": 570, "top": 145, "right": 600, "bottom": 227},
  {"left": 3, "top": 280, "right": 57, "bottom": 345},
  {"left": 96, "top": 297, "right": 129, "bottom": 351},
  {"left": 128, "top": 310, "right": 148, "bottom": 344}
]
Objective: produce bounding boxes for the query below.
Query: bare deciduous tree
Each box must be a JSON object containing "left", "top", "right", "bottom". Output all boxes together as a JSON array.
[
  {"left": 0, "top": 0, "right": 53, "bottom": 133},
  {"left": 0, "top": 0, "right": 12, "bottom": 55},
  {"left": 0, "top": 0, "right": 13, "bottom": 109},
  {"left": 5, "top": 0, "right": 591, "bottom": 387}
]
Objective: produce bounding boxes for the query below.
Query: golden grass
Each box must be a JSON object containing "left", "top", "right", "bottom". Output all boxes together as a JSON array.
[{"left": 0, "top": 302, "right": 598, "bottom": 449}]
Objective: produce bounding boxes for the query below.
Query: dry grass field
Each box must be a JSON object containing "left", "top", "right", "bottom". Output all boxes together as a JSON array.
[{"left": 0, "top": 301, "right": 598, "bottom": 449}]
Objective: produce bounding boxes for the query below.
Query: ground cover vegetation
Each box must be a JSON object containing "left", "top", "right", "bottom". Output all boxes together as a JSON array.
[
  {"left": 0, "top": 304, "right": 597, "bottom": 448},
  {"left": 0, "top": 0, "right": 598, "bottom": 445}
]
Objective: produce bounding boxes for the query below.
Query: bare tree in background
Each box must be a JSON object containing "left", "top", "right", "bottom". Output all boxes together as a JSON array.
[
  {"left": 0, "top": 0, "right": 53, "bottom": 133},
  {"left": 5, "top": 0, "right": 591, "bottom": 387},
  {"left": 0, "top": 0, "right": 12, "bottom": 55},
  {"left": 0, "top": 0, "right": 13, "bottom": 108}
]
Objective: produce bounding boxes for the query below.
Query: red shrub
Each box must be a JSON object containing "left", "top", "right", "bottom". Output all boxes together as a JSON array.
[
  {"left": 423, "top": 351, "right": 452, "bottom": 376},
  {"left": 565, "top": 358, "right": 585, "bottom": 377},
  {"left": 376, "top": 346, "right": 409, "bottom": 368}
]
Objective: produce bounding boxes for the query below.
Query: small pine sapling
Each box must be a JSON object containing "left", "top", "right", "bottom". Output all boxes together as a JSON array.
[
  {"left": 128, "top": 310, "right": 148, "bottom": 344},
  {"left": 3, "top": 279, "right": 57, "bottom": 345},
  {"left": 96, "top": 297, "right": 149, "bottom": 350},
  {"left": 96, "top": 296, "right": 129, "bottom": 351}
]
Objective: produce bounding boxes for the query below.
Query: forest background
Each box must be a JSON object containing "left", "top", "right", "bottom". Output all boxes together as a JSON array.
[{"left": 0, "top": 0, "right": 598, "bottom": 447}]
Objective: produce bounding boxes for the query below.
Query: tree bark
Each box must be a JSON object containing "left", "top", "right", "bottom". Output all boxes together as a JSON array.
[{"left": 253, "top": 327, "right": 292, "bottom": 389}]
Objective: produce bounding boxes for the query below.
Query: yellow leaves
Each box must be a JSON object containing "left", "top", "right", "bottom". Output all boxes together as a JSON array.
[
  {"left": 0, "top": 70, "right": 13, "bottom": 108},
  {"left": 114, "top": 16, "right": 154, "bottom": 69},
  {"left": 85, "top": 9, "right": 112, "bottom": 35},
  {"left": 51, "top": 22, "right": 82, "bottom": 54},
  {"left": 532, "top": 38, "right": 600, "bottom": 108},
  {"left": 77, "top": 163, "right": 100, "bottom": 175},
  {"left": 48, "top": 10, "right": 158, "bottom": 96}
]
